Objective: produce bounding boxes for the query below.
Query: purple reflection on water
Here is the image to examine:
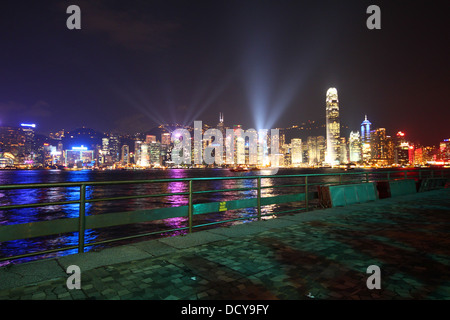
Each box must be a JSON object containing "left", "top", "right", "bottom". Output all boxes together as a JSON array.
[{"left": 163, "top": 169, "right": 189, "bottom": 232}]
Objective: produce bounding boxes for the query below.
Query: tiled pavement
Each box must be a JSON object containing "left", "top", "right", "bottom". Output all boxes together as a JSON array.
[{"left": 0, "top": 188, "right": 449, "bottom": 300}]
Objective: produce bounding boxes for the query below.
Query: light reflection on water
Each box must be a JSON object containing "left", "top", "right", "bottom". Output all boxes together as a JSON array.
[{"left": 0, "top": 168, "right": 412, "bottom": 266}]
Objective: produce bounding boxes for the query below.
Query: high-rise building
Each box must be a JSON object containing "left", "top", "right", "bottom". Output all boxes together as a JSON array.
[
  {"left": 109, "top": 134, "right": 120, "bottom": 163},
  {"left": 291, "top": 138, "right": 302, "bottom": 166},
  {"left": 339, "top": 137, "right": 349, "bottom": 164},
  {"left": 20, "top": 123, "right": 36, "bottom": 157},
  {"left": 121, "top": 145, "right": 130, "bottom": 165},
  {"left": 394, "top": 131, "right": 409, "bottom": 165},
  {"left": 307, "top": 136, "right": 325, "bottom": 166},
  {"left": 349, "top": 131, "right": 362, "bottom": 163},
  {"left": 161, "top": 133, "right": 171, "bottom": 146},
  {"left": 149, "top": 141, "right": 161, "bottom": 166},
  {"left": 139, "top": 143, "right": 149, "bottom": 167},
  {"left": 440, "top": 139, "right": 450, "bottom": 162},
  {"left": 0, "top": 126, "right": 26, "bottom": 157},
  {"left": 370, "top": 128, "right": 393, "bottom": 165},
  {"left": 145, "top": 135, "right": 156, "bottom": 144},
  {"left": 361, "top": 115, "right": 371, "bottom": 144},
  {"left": 325, "top": 88, "right": 340, "bottom": 165},
  {"left": 360, "top": 115, "right": 372, "bottom": 162},
  {"left": 134, "top": 141, "right": 142, "bottom": 165}
]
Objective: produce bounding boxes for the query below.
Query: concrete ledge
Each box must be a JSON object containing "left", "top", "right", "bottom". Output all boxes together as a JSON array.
[
  {"left": 131, "top": 239, "right": 179, "bottom": 257},
  {"left": 0, "top": 259, "right": 66, "bottom": 290},
  {"left": 417, "top": 178, "right": 448, "bottom": 192},
  {"left": 207, "top": 222, "right": 275, "bottom": 238},
  {"left": 157, "top": 230, "right": 227, "bottom": 249},
  {"left": 377, "top": 179, "right": 417, "bottom": 199},
  {"left": 57, "top": 245, "right": 152, "bottom": 272}
]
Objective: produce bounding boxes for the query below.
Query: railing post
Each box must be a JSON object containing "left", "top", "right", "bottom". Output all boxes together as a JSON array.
[
  {"left": 257, "top": 177, "right": 262, "bottom": 221},
  {"left": 365, "top": 172, "right": 369, "bottom": 183},
  {"left": 305, "top": 176, "right": 309, "bottom": 211},
  {"left": 188, "top": 180, "right": 193, "bottom": 233},
  {"left": 78, "top": 184, "right": 86, "bottom": 254},
  {"left": 404, "top": 171, "right": 408, "bottom": 179},
  {"left": 339, "top": 174, "right": 342, "bottom": 185}
]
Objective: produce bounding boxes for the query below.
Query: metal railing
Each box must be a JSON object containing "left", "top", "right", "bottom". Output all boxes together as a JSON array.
[{"left": 0, "top": 168, "right": 448, "bottom": 262}]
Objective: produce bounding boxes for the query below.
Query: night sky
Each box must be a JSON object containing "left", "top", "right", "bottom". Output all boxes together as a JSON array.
[{"left": 0, "top": 0, "right": 448, "bottom": 145}]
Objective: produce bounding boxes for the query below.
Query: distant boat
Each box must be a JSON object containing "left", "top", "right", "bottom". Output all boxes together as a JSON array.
[{"left": 229, "top": 166, "right": 249, "bottom": 172}]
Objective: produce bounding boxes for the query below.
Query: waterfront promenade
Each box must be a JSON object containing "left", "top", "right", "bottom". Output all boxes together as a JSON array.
[{"left": 0, "top": 187, "right": 449, "bottom": 300}]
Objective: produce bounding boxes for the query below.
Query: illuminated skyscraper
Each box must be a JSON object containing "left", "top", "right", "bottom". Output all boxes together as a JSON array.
[
  {"left": 291, "top": 138, "right": 302, "bottom": 166},
  {"left": 361, "top": 115, "right": 371, "bottom": 144},
  {"left": 325, "top": 88, "right": 340, "bottom": 165},
  {"left": 440, "top": 139, "right": 450, "bottom": 162},
  {"left": 149, "top": 141, "right": 161, "bottom": 166},
  {"left": 349, "top": 131, "right": 362, "bottom": 163},
  {"left": 161, "top": 133, "right": 171, "bottom": 146},
  {"left": 121, "top": 145, "right": 130, "bottom": 165},
  {"left": 20, "top": 123, "right": 36, "bottom": 157},
  {"left": 109, "top": 134, "right": 120, "bottom": 163},
  {"left": 307, "top": 136, "right": 326, "bottom": 166},
  {"left": 361, "top": 115, "right": 372, "bottom": 162}
]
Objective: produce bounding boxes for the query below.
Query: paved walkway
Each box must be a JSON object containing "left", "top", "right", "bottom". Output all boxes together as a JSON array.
[{"left": 0, "top": 188, "right": 449, "bottom": 300}]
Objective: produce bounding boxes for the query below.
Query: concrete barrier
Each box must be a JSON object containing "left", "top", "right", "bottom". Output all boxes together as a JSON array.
[
  {"left": 318, "top": 182, "right": 378, "bottom": 208},
  {"left": 376, "top": 179, "right": 417, "bottom": 199},
  {"left": 416, "top": 178, "right": 448, "bottom": 192}
]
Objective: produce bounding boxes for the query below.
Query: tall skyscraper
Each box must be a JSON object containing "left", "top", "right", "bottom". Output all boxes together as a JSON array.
[
  {"left": 109, "top": 134, "right": 120, "bottom": 163},
  {"left": 121, "top": 145, "right": 130, "bottom": 165},
  {"left": 361, "top": 115, "right": 372, "bottom": 144},
  {"left": 361, "top": 115, "right": 372, "bottom": 162},
  {"left": 394, "top": 131, "right": 409, "bottom": 165},
  {"left": 161, "top": 133, "right": 171, "bottom": 146},
  {"left": 349, "top": 131, "right": 362, "bottom": 163},
  {"left": 440, "top": 139, "right": 450, "bottom": 162},
  {"left": 307, "top": 136, "right": 326, "bottom": 166},
  {"left": 325, "top": 88, "right": 340, "bottom": 165},
  {"left": 291, "top": 138, "right": 302, "bottom": 166},
  {"left": 149, "top": 141, "right": 161, "bottom": 166},
  {"left": 371, "top": 128, "right": 387, "bottom": 161},
  {"left": 20, "top": 123, "right": 36, "bottom": 157}
]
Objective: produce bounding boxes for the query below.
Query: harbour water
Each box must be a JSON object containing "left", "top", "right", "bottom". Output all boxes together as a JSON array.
[{"left": 0, "top": 167, "right": 431, "bottom": 265}]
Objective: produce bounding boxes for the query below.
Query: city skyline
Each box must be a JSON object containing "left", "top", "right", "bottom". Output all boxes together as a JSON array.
[
  {"left": 1, "top": 97, "right": 449, "bottom": 169},
  {"left": 0, "top": 1, "right": 448, "bottom": 146}
]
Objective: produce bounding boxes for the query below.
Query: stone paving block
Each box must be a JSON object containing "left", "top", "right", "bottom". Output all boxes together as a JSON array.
[{"left": 158, "top": 231, "right": 227, "bottom": 248}]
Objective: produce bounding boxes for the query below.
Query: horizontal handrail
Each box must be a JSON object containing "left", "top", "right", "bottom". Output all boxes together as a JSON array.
[
  {"left": 0, "top": 168, "right": 448, "bottom": 263},
  {"left": 0, "top": 168, "right": 444, "bottom": 190}
]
